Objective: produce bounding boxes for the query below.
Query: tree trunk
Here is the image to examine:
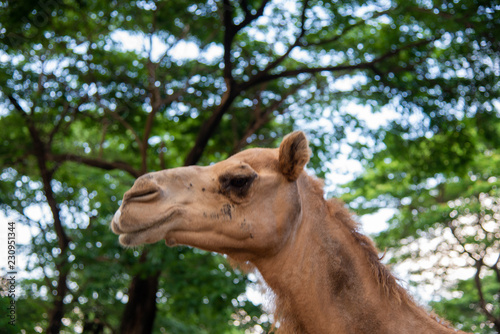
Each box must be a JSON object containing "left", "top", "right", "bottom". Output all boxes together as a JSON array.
[
  {"left": 11, "top": 97, "right": 71, "bottom": 334},
  {"left": 119, "top": 269, "right": 160, "bottom": 334}
]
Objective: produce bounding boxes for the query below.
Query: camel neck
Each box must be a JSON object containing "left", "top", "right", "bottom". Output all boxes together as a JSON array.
[{"left": 254, "top": 192, "right": 457, "bottom": 333}]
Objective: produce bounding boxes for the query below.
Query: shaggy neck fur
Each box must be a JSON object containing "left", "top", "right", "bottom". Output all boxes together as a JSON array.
[{"left": 253, "top": 175, "right": 460, "bottom": 334}]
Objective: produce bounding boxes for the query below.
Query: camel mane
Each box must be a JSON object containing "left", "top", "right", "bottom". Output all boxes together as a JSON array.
[
  {"left": 325, "top": 197, "right": 412, "bottom": 306},
  {"left": 325, "top": 196, "right": 455, "bottom": 331},
  {"left": 303, "top": 175, "right": 411, "bottom": 305}
]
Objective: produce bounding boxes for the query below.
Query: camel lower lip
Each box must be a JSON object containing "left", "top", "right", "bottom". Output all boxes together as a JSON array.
[
  {"left": 113, "top": 208, "right": 183, "bottom": 242},
  {"left": 165, "top": 238, "right": 177, "bottom": 247}
]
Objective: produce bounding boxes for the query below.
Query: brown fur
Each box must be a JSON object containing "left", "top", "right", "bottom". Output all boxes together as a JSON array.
[
  {"left": 112, "top": 131, "right": 467, "bottom": 334},
  {"left": 326, "top": 198, "right": 411, "bottom": 305},
  {"left": 279, "top": 131, "right": 311, "bottom": 181}
]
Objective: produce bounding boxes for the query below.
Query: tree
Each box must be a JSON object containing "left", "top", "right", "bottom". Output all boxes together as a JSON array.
[
  {"left": 1, "top": 0, "right": 498, "bottom": 332},
  {"left": 343, "top": 121, "right": 500, "bottom": 332},
  {"left": 339, "top": 1, "right": 500, "bottom": 328}
]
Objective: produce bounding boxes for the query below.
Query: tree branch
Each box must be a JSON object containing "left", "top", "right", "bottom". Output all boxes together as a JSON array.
[
  {"left": 48, "top": 95, "right": 88, "bottom": 146},
  {"left": 156, "top": 23, "right": 191, "bottom": 65},
  {"left": 244, "top": 62, "right": 371, "bottom": 88},
  {"left": 493, "top": 253, "right": 500, "bottom": 283},
  {"left": 47, "top": 153, "right": 141, "bottom": 178},
  {"left": 183, "top": 0, "right": 271, "bottom": 166},
  {"left": 183, "top": 91, "right": 239, "bottom": 166},
  {"left": 98, "top": 119, "right": 109, "bottom": 159},
  {"left": 7, "top": 94, "right": 29, "bottom": 115},
  {"left": 7, "top": 94, "right": 70, "bottom": 248},
  {"left": 142, "top": 69, "right": 191, "bottom": 173},
  {"left": 160, "top": 78, "right": 190, "bottom": 107},
  {"left": 159, "top": 141, "right": 166, "bottom": 170},
  {"left": 307, "top": 9, "right": 392, "bottom": 47},
  {"left": 222, "top": 0, "right": 270, "bottom": 86},
  {"left": 448, "top": 221, "right": 480, "bottom": 261},
  {"left": 232, "top": 77, "right": 312, "bottom": 154},
  {"left": 222, "top": 0, "right": 237, "bottom": 85},
  {"left": 244, "top": 37, "right": 435, "bottom": 89},
  {"left": 257, "top": 0, "right": 309, "bottom": 77},
  {"left": 7, "top": 93, "right": 71, "bottom": 334},
  {"left": 371, "top": 37, "right": 434, "bottom": 64},
  {"left": 104, "top": 108, "right": 143, "bottom": 153},
  {"left": 240, "top": 0, "right": 251, "bottom": 17},
  {"left": 235, "top": 0, "right": 270, "bottom": 30},
  {"left": 491, "top": 253, "right": 500, "bottom": 306},
  {"left": 474, "top": 259, "right": 500, "bottom": 330},
  {"left": 48, "top": 102, "right": 71, "bottom": 145}
]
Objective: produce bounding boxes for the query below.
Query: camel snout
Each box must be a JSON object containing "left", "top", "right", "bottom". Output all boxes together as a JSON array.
[{"left": 123, "top": 177, "right": 161, "bottom": 203}]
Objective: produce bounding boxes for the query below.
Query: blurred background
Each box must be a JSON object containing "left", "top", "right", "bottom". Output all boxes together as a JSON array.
[{"left": 0, "top": 0, "right": 499, "bottom": 333}]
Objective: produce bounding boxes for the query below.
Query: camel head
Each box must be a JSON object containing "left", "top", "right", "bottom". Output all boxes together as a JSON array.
[{"left": 111, "top": 131, "right": 311, "bottom": 261}]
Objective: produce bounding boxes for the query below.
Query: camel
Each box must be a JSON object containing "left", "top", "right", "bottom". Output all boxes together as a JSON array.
[{"left": 111, "top": 131, "right": 466, "bottom": 334}]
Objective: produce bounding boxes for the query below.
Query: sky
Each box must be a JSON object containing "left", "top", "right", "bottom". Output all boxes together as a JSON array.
[
  {"left": 0, "top": 212, "right": 15, "bottom": 275},
  {"left": 0, "top": 212, "right": 30, "bottom": 280}
]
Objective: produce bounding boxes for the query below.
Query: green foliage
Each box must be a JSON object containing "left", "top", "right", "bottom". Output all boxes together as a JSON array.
[
  {"left": 342, "top": 56, "right": 500, "bottom": 333},
  {"left": 431, "top": 273, "right": 500, "bottom": 334},
  {"left": 0, "top": 295, "right": 22, "bottom": 334},
  {"left": 0, "top": 0, "right": 499, "bottom": 332}
]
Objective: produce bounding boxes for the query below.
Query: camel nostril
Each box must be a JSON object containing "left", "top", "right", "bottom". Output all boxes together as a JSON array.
[{"left": 125, "top": 188, "right": 160, "bottom": 202}]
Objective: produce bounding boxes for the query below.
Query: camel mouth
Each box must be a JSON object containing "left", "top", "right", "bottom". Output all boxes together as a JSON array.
[
  {"left": 111, "top": 208, "right": 184, "bottom": 246},
  {"left": 110, "top": 209, "right": 124, "bottom": 233}
]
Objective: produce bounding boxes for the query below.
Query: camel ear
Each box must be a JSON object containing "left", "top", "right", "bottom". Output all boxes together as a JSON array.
[{"left": 278, "top": 131, "right": 311, "bottom": 181}]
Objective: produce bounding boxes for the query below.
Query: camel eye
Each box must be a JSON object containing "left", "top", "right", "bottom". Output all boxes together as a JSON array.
[
  {"left": 219, "top": 172, "right": 257, "bottom": 198},
  {"left": 230, "top": 177, "right": 250, "bottom": 188}
]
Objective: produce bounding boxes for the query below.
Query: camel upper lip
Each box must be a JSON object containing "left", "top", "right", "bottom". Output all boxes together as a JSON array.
[{"left": 110, "top": 209, "right": 123, "bottom": 233}]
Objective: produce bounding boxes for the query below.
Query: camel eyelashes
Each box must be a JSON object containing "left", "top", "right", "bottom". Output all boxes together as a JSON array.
[{"left": 219, "top": 173, "right": 257, "bottom": 198}]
